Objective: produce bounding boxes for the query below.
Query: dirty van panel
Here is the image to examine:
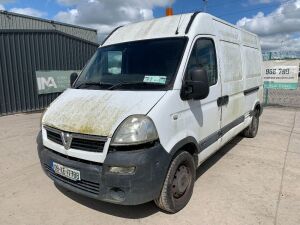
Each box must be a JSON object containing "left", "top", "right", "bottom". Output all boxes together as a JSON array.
[
  {"left": 42, "top": 89, "right": 166, "bottom": 137},
  {"left": 241, "top": 31, "right": 259, "bottom": 49},
  {"left": 213, "top": 19, "right": 240, "bottom": 44},
  {"left": 221, "top": 94, "right": 245, "bottom": 126},
  {"left": 150, "top": 36, "right": 222, "bottom": 162},
  {"left": 242, "top": 47, "right": 261, "bottom": 80},
  {"left": 241, "top": 45, "right": 262, "bottom": 113},
  {"left": 219, "top": 40, "right": 245, "bottom": 128},
  {"left": 220, "top": 41, "right": 243, "bottom": 83}
]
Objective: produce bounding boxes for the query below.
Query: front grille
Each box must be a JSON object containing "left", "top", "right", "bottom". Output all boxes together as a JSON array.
[
  {"left": 44, "top": 164, "right": 100, "bottom": 195},
  {"left": 47, "top": 129, "right": 63, "bottom": 145},
  {"left": 71, "top": 137, "right": 105, "bottom": 152},
  {"left": 44, "top": 126, "right": 107, "bottom": 153}
]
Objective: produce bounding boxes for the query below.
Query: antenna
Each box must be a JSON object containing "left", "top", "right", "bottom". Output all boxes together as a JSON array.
[
  {"left": 175, "top": 14, "right": 183, "bottom": 35},
  {"left": 203, "top": 0, "right": 208, "bottom": 12}
]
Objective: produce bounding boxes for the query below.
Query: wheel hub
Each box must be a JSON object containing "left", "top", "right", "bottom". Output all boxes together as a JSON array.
[{"left": 172, "top": 165, "right": 190, "bottom": 198}]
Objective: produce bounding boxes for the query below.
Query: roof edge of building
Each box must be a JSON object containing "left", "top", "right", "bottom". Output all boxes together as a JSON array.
[{"left": 0, "top": 10, "right": 97, "bottom": 33}]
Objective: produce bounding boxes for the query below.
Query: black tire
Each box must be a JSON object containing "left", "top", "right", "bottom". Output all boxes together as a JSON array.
[
  {"left": 154, "top": 151, "right": 195, "bottom": 213},
  {"left": 243, "top": 110, "right": 259, "bottom": 138}
]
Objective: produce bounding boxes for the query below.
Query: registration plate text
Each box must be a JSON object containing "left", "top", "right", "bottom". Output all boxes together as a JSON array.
[{"left": 52, "top": 162, "right": 80, "bottom": 181}]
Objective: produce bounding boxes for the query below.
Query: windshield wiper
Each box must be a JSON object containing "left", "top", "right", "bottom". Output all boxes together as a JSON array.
[
  {"left": 107, "top": 82, "right": 166, "bottom": 90},
  {"left": 75, "top": 81, "right": 113, "bottom": 89}
]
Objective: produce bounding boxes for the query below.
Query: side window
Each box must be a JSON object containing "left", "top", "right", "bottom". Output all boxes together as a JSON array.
[{"left": 186, "top": 39, "right": 218, "bottom": 86}]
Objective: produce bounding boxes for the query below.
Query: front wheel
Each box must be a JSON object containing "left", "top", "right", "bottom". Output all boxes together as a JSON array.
[
  {"left": 243, "top": 110, "right": 259, "bottom": 138},
  {"left": 154, "top": 151, "right": 196, "bottom": 213}
]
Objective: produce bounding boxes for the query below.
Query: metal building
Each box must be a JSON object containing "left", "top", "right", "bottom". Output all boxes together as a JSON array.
[{"left": 0, "top": 11, "right": 99, "bottom": 116}]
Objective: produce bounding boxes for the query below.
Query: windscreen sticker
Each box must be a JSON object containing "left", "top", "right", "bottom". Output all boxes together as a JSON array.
[{"left": 143, "top": 75, "right": 167, "bottom": 84}]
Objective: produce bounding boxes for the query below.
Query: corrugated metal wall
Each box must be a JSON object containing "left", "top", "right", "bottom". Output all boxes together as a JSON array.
[
  {"left": 0, "top": 11, "right": 97, "bottom": 43},
  {"left": 0, "top": 30, "right": 98, "bottom": 116}
]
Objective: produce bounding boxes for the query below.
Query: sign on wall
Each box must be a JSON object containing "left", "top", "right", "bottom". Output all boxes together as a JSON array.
[
  {"left": 263, "top": 60, "right": 299, "bottom": 89},
  {"left": 36, "top": 70, "right": 80, "bottom": 94}
]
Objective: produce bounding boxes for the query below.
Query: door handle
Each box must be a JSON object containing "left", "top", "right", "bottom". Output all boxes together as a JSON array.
[
  {"left": 223, "top": 95, "right": 229, "bottom": 105},
  {"left": 217, "top": 95, "right": 229, "bottom": 107}
]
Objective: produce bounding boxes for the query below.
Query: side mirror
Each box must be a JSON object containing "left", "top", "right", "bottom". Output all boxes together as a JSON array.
[
  {"left": 70, "top": 72, "right": 78, "bottom": 87},
  {"left": 181, "top": 67, "right": 210, "bottom": 100}
]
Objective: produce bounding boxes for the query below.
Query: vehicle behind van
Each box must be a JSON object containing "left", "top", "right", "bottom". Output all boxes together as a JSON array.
[{"left": 37, "top": 12, "right": 263, "bottom": 213}]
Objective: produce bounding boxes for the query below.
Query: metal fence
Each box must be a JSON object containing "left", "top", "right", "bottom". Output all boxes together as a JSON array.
[
  {"left": 262, "top": 58, "right": 300, "bottom": 108},
  {"left": 263, "top": 82, "right": 300, "bottom": 108},
  {"left": 262, "top": 51, "right": 300, "bottom": 61},
  {"left": 0, "top": 30, "right": 98, "bottom": 116}
]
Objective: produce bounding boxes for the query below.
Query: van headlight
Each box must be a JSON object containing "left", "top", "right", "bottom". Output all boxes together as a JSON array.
[
  {"left": 40, "top": 108, "right": 47, "bottom": 128},
  {"left": 110, "top": 115, "right": 158, "bottom": 146}
]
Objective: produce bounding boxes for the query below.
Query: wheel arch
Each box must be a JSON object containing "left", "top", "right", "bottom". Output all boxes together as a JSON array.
[
  {"left": 253, "top": 101, "right": 263, "bottom": 117},
  {"left": 169, "top": 136, "right": 199, "bottom": 166}
]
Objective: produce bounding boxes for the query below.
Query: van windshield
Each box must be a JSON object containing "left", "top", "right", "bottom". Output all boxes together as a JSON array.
[{"left": 75, "top": 38, "right": 187, "bottom": 90}]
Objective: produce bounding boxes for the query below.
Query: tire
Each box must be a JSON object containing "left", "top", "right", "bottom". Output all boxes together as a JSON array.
[
  {"left": 154, "top": 151, "right": 196, "bottom": 213},
  {"left": 243, "top": 110, "right": 259, "bottom": 138}
]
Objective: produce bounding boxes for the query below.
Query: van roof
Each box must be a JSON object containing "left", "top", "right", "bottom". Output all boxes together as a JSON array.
[
  {"left": 102, "top": 12, "right": 259, "bottom": 47},
  {"left": 102, "top": 13, "right": 194, "bottom": 46}
]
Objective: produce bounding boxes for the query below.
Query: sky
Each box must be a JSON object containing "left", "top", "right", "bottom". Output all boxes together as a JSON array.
[{"left": 0, "top": 0, "right": 300, "bottom": 51}]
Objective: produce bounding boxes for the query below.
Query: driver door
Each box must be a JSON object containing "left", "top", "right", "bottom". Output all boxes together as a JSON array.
[{"left": 185, "top": 36, "right": 222, "bottom": 163}]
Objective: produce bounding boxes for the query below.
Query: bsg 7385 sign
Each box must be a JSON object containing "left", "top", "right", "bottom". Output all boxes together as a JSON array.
[{"left": 263, "top": 60, "right": 299, "bottom": 90}]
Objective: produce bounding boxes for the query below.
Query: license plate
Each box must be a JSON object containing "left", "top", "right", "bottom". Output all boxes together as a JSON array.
[{"left": 52, "top": 162, "right": 81, "bottom": 181}]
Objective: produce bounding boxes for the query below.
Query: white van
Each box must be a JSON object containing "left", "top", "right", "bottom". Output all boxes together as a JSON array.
[{"left": 37, "top": 12, "right": 263, "bottom": 213}]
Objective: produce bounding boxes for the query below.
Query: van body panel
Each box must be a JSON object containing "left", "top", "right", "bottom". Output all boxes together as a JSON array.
[
  {"left": 218, "top": 34, "right": 245, "bottom": 130},
  {"left": 185, "top": 14, "right": 217, "bottom": 39},
  {"left": 37, "top": 12, "right": 263, "bottom": 206},
  {"left": 149, "top": 72, "right": 221, "bottom": 159},
  {"left": 42, "top": 88, "right": 166, "bottom": 137},
  {"left": 37, "top": 131, "right": 171, "bottom": 205},
  {"left": 219, "top": 115, "right": 252, "bottom": 149},
  {"left": 209, "top": 19, "right": 262, "bottom": 148}
]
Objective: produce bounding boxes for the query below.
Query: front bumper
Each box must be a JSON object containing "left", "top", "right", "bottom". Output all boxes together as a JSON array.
[{"left": 37, "top": 131, "right": 171, "bottom": 205}]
